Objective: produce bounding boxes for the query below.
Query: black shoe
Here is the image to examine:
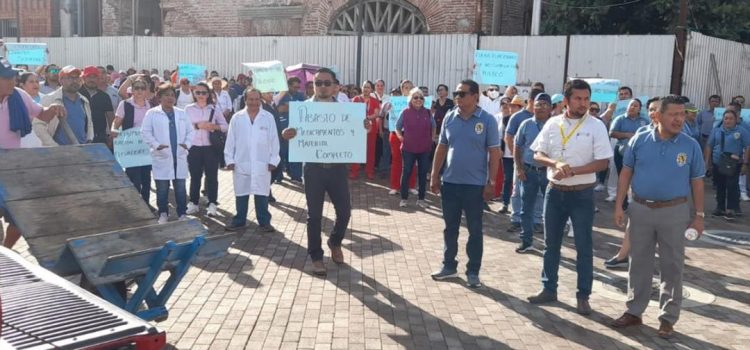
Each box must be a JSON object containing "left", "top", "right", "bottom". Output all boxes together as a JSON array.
[
  {"left": 269, "top": 195, "right": 277, "bottom": 203},
  {"left": 604, "top": 256, "right": 629, "bottom": 269},
  {"left": 712, "top": 209, "right": 726, "bottom": 217},
  {"left": 724, "top": 211, "right": 736, "bottom": 220},
  {"left": 506, "top": 223, "right": 521, "bottom": 233},
  {"left": 527, "top": 289, "right": 558, "bottom": 304},
  {"left": 515, "top": 242, "right": 533, "bottom": 253},
  {"left": 224, "top": 224, "right": 246, "bottom": 232},
  {"left": 497, "top": 204, "right": 509, "bottom": 214}
]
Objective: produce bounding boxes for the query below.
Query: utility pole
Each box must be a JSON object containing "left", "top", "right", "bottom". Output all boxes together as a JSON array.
[
  {"left": 670, "top": 0, "right": 688, "bottom": 94},
  {"left": 491, "top": 0, "right": 502, "bottom": 35},
  {"left": 530, "top": 0, "right": 541, "bottom": 35},
  {"left": 15, "top": 0, "right": 21, "bottom": 42}
]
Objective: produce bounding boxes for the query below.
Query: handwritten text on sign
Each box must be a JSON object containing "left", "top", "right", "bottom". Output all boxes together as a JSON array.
[
  {"left": 473, "top": 50, "right": 518, "bottom": 86},
  {"left": 388, "top": 96, "right": 433, "bottom": 131},
  {"left": 114, "top": 129, "right": 152, "bottom": 168},
  {"left": 583, "top": 78, "right": 620, "bottom": 103},
  {"left": 178, "top": 63, "right": 206, "bottom": 85},
  {"left": 5, "top": 43, "right": 48, "bottom": 66},
  {"left": 242, "top": 61, "right": 288, "bottom": 93},
  {"left": 288, "top": 102, "right": 366, "bottom": 163}
]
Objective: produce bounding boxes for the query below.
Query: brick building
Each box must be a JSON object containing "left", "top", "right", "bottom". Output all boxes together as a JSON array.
[
  {"left": 0, "top": 0, "right": 58, "bottom": 38},
  {"left": 101, "top": 0, "right": 530, "bottom": 37}
]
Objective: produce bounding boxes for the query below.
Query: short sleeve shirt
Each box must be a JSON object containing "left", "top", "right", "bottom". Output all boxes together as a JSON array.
[
  {"left": 706, "top": 126, "right": 750, "bottom": 164},
  {"left": 610, "top": 114, "right": 650, "bottom": 146},
  {"left": 624, "top": 129, "right": 705, "bottom": 201},
  {"left": 505, "top": 109, "right": 532, "bottom": 137},
  {"left": 531, "top": 114, "right": 613, "bottom": 185},
  {"left": 115, "top": 98, "right": 151, "bottom": 129},
  {"left": 80, "top": 88, "right": 114, "bottom": 141},
  {"left": 439, "top": 107, "right": 500, "bottom": 186},
  {"left": 515, "top": 117, "right": 546, "bottom": 167},
  {"left": 0, "top": 88, "right": 43, "bottom": 149}
]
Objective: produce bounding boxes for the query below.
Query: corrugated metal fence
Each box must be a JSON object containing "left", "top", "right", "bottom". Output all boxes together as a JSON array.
[{"left": 12, "top": 32, "right": 749, "bottom": 107}]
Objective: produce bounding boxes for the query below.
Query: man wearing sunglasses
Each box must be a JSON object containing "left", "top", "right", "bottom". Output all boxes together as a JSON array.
[
  {"left": 35, "top": 65, "right": 94, "bottom": 146},
  {"left": 429, "top": 79, "right": 501, "bottom": 289},
  {"left": 281, "top": 68, "right": 364, "bottom": 277},
  {"left": 39, "top": 64, "right": 61, "bottom": 95},
  {"left": 479, "top": 84, "right": 502, "bottom": 117}
]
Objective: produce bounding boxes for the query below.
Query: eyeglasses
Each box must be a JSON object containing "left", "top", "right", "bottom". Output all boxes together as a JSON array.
[
  {"left": 452, "top": 91, "right": 469, "bottom": 98},
  {"left": 132, "top": 85, "right": 147, "bottom": 91},
  {"left": 412, "top": 96, "right": 424, "bottom": 100},
  {"left": 194, "top": 91, "right": 209, "bottom": 96},
  {"left": 487, "top": 88, "right": 499, "bottom": 92},
  {"left": 314, "top": 80, "right": 333, "bottom": 87}
]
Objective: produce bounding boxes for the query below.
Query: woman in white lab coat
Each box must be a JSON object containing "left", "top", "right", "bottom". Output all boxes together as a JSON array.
[
  {"left": 224, "top": 88, "right": 280, "bottom": 232},
  {"left": 141, "top": 83, "right": 195, "bottom": 224}
]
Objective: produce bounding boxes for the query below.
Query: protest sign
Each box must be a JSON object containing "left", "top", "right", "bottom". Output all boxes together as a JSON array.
[
  {"left": 113, "top": 129, "right": 152, "bottom": 168},
  {"left": 5, "top": 43, "right": 48, "bottom": 66},
  {"left": 242, "top": 61, "right": 287, "bottom": 92},
  {"left": 289, "top": 102, "right": 366, "bottom": 163},
  {"left": 178, "top": 63, "right": 206, "bottom": 85},
  {"left": 473, "top": 50, "right": 518, "bottom": 86},
  {"left": 583, "top": 79, "right": 620, "bottom": 103},
  {"left": 388, "top": 96, "right": 433, "bottom": 131}
]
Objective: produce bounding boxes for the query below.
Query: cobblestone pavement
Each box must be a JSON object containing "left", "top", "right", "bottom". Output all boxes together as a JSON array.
[{"left": 8, "top": 170, "right": 750, "bottom": 349}]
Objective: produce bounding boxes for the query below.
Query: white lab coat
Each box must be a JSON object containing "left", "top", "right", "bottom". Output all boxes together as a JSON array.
[
  {"left": 141, "top": 105, "right": 194, "bottom": 180},
  {"left": 224, "top": 108, "right": 281, "bottom": 197}
]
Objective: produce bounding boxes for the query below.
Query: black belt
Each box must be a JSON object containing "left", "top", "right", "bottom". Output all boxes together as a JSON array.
[
  {"left": 632, "top": 195, "right": 687, "bottom": 209},
  {"left": 524, "top": 164, "right": 546, "bottom": 172}
]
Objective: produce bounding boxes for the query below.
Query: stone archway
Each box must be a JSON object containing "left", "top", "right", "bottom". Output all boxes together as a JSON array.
[{"left": 329, "top": 0, "right": 428, "bottom": 35}]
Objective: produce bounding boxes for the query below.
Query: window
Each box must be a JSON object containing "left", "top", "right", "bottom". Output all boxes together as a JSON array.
[
  {"left": 0, "top": 19, "right": 18, "bottom": 38},
  {"left": 330, "top": 0, "right": 428, "bottom": 35}
]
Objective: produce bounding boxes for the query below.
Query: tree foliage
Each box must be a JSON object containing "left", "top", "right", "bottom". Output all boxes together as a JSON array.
[{"left": 540, "top": 0, "right": 750, "bottom": 44}]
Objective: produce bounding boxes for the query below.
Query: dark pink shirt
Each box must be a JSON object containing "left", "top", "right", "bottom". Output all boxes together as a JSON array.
[{"left": 396, "top": 106, "right": 435, "bottom": 154}]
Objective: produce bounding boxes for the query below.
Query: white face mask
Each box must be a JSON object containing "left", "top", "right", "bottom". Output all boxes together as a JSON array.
[{"left": 488, "top": 91, "right": 500, "bottom": 99}]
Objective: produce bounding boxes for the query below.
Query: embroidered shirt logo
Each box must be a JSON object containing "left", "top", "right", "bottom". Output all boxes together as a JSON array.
[
  {"left": 676, "top": 152, "right": 687, "bottom": 167},
  {"left": 475, "top": 122, "right": 484, "bottom": 134}
]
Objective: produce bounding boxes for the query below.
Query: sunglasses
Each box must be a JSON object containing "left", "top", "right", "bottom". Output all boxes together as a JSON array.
[
  {"left": 132, "top": 85, "right": 147, "bottom": 91},
  {"left": 452, "top": 91, "right": 470, "bottom": 98},
  {"left": 194, "top": 91, "right": 209, "bottom": 96},
  {"left": 589, "top": 108, "right": 600, "bottom": 112},
  {"left": 314, "top": 80, "right": 333, "bottom": 87},
  {"left": 412, "top": 96, "right": 424, "bottom": 100},
  {"left": 48, "top": 69, "right": 60, "bottom": 74},
  {"left": 487, "top": 88, "right": 499, "bottom": 92}
]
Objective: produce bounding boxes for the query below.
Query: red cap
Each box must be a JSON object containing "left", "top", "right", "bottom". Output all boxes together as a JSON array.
[{"left": 81, "top": 65, "right": 100, "bottom": 78}]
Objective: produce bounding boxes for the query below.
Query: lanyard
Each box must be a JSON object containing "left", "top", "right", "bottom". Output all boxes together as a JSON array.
[{"left": 559, "top": 116, "right": 586, "bottom": 150}]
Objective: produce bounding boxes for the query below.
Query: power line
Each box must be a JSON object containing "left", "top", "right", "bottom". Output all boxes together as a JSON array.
[{"left": 542, "top": 0, "right": 642, "bottom": 9}]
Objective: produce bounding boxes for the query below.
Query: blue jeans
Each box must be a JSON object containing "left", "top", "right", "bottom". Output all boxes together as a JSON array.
[
  {"left": 273, "top": 140, "right": 288, "bottom": 182},
  {"left": 521, "top": 166, "right": 548, "bottom": 245},
  {"left": 510, "top": 168, "right": 543, "bottom": 224},
  {"left": 441, "top": 182, "right": 484, "bottom": 276},
  {"left": 232, "top": 195, "right": 271, "bottom": 227},
  {"left": 379, "top": 132, "right": 392, "bottom": 172},
  {"left": 541, "top": 186, "right": 595, "bottom": 300},
  {"left": 287, "top": 161, "right": 303, "bottom": 181},
  {"left": 401, "top": 150, "right": 430, "bottom": 200},
  {"left": 126, "top": 165, "right": 152, "bottom": 204},
  {"left": 501, "top": 158, "right": 514, "bottom": 205},
  {"left": 155, "top": 179, "right": 187, "bottom": 216}
]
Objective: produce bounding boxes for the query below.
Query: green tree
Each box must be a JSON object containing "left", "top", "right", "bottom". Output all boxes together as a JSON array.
[{"left": 540, "top": 0, "right": 750, "bottom": 44}]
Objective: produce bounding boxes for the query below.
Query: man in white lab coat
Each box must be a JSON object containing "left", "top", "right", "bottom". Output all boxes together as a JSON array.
[{"left": 224, "top": 88, "right": 281, "bottom": 232}]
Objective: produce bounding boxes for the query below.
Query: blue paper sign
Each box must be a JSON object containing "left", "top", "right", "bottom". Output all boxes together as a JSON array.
[
  {"left": 5, "top": 43, "right": 48, "bottom": 66},
  {"left": 584, "top": 79, "right": 620, "bottom": 103},
  {"left": 473, "top": 50, "right": 518, "bottom": 86},
  {"left": 113, "top": 129, "right": 152, "bottom": 168},
  {"left": 288, "top": 102, "right": 366, "bottom": 163},
  {"left": 178, "top": 63, "right": 206, "bottom": 85},
  {"left": 242, "top": 61, "right": 287, "bottom": 93},
  {"left": 388, "top": 96, "right": 433, "bottom": 131}
]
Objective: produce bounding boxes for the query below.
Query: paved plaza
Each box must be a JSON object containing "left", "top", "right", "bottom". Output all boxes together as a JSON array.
[{"left": 9, "top": 170, "right": 750, "bottom": 349}]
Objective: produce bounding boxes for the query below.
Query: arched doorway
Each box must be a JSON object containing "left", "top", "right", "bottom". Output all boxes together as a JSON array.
[{"left": 329, "top": 0, "right": 428, "bottom": 35}]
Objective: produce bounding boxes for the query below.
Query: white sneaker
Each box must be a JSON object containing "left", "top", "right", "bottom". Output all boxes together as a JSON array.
[
  {"left": 605, "top": 195, "right": 616, "bottom": 202},
  {"left": 399, "top": 200, "right": 408, "bottom": 207},
  {"left": 742, "top": 193, "right": 750, "bottom": 202},
  {"left": 416, "top": 199, "right": 429, "bottom": 208},
  {"left": 157, "top": 213, "right": 168, "bottom": 224},
  {"left": 207, "top": 203, "right": 218, "bottom": 216},
  {"left": 410, "top": 189, "right": 418, "bottom": 195},
  {"left": 178, "top": 215, "right": 189, "bottom": 221},
  {"left": 594, "top": 184, "right": 605, "bottom": 192},
  {"left": 388, "top": 189, "right": 398, "bottom": 195},
  {"left": 186, "top": 202, "right": 199, "bottom": 215}
]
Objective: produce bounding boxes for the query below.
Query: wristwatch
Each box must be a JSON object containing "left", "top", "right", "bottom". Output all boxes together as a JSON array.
[{"left": 695, "top": 211, "right": 705, "bottom": 218}]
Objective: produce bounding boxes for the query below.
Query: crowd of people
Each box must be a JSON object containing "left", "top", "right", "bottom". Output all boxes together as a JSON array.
[{"left": 1, "top": 53, "right": 748, "bottom": 340}]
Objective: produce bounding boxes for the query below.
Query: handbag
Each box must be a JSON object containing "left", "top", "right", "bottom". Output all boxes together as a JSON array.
[
  {"left": 208, "top": 108, "right": 226, "bottom": 154},
  {"left": 717, "top": 131, "right": 740, "bottom": 176}
]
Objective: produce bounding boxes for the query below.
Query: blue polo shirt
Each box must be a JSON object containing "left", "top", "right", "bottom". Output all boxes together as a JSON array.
[
  {"left": 623, "top": 129, "right": 705, "bottom": 201},
  {"left": 515, "top": 116, "right": 546, "bottom": 167},
  {"left": 439, "top": 107, "right": 500, "bottom": 186},
  {"left": 53, "top": 95, "right": 87, "bottom": 145},
  {"left": 706, "top": 126, "right": 750, "bottom": 164},
  {"left": 610, "top": 114, "right": 649, "bottom": 146},
  {"left": 504, "top": 109, "right": 532, "bottom": 137}
]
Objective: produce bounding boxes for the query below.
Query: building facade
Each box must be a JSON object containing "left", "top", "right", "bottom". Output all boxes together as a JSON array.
[
  {"left": 101, "top": 0, "right": 529, "bottom": 37},
  {"left": 0, "top": 0, "right": 58, "bottom": 38}
]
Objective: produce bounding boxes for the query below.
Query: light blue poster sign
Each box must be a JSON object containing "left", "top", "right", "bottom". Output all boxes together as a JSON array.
[
  {"left": 113, "top": 129, "right": 152, "bottom": 168},
  {"left": 242, "top": 61, "right": 287, "bottom": 93},
  {"left": 288, "top": 102, "right": 366, "bottom": 163},
  {"left": 5, "top": 43, "right": 48, "bottom": 66},
  {"left": 178, "top": 63, "right": 206, "bottom": 85},
  {"left": 473, "top": 50, "right": 518, "bottom": 86},
  {"left": 388, "top": 96, "right": 433, "bottom": 131},
  {"left": 584, "top": 79, "right": 620, "bottom": 103}
]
